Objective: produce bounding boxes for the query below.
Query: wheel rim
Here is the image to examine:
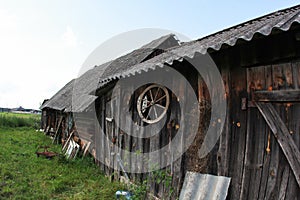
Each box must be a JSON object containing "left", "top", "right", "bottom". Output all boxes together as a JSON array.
[{"left": 137, "top": 84, "right": 170, "bottom": 124}]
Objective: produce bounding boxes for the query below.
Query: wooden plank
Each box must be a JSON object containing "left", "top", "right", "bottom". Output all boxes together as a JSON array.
[
  {"left": 111, "top": 97, "right": 119, "bottom": 180},
  {"left": 100, "top": 97, "right": 106, "bottom": 172},
  {"left": 106, "top": 97, "right": 113, "bottom": 176},
  {"left": 131, "top": 90, "right": 140, "bottom": 182},
  {"left": 227, "top": 66, "right": 247, "bottom": 200},
  {"left": 255, "top": 102, "right": 300, "bottom": 188},
  {"left": 169, "top": 97, "right": 181, "bottom": 198},
  {"left": 253, "top": 90, "right": 300, "bottom": 102},
  {"left": 176, "top": 74, "right": 187, "bottom": 197},
  {"left": 292, "top": 61, "right": 300, "bottom": 89},
  {"left": 252, "top": 66, "right": 266, "bottom": 90},
  {"left": 265, "top": 65, "right": 273, "bottom": 91},
  {"left": 264, "top": 128, "right": 279, "bottom": 200},
  {"left": 283, "top": 63, "right": 293, "bottom": 89},
  {"left": 257, "top": 129, "right": 271, "bottom": 200},
  {"left": 278, "top": 165, "right": 290, "bottom": 199},
  {"left": 239, "top": 107, "right": 254, "bottom": 200},
  {"left": 217, "top": 67, "right": 231, "bottom": 176},
  {"left": 169, "top": 75, "right": 185, "bottom": 198},
  {"left": 114, "top": 87, "right": 121, "bottom": 180},
  {"left": 83, "top": 141, "right": 91, "bottom": 157},
  {"left": 286, "top": 170, "right": 300, "bottom": 200},
  {"left": 272, "top": 104, "right": 290, "bottom": 199},
  {"left": 62, "top": 130, "right": 75, "bottom": 152},
  {"left": 272, "top": 64, "right": 284, "bottom": 90},
  {"left": 247, "top": 109, "right": 266, "bottom": 200},
  {"left": 119, "top": 83, "right": 133, "bottom": 179},
  {"left": 52, "top": 116, "right": 63, "bottom": 144},
  {"left": 285, "top": 102, "right": 300, "bottom": 199}
]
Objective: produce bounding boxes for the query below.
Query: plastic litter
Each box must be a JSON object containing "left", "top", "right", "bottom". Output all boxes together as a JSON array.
[{"left": 115, "top": 190, "right": 133, "bottom": 199}]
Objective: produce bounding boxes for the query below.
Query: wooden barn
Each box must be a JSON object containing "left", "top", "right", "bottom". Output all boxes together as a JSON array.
[
  {"left": 89, "top": 5, "right": 300, "bottom": 200},
  {"left": 41, "top": 34, "right": 180, "bottom": 157},
  {"left": 41, "top": 4, "right": 300, "bottom": 199},
  {"left": 40, "top": 79, "right": 75, "bottom": 142}
]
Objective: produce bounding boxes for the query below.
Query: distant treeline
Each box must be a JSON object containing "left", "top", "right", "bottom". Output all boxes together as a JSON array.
[{"left": 0, "top": 107, "right": 41, "bottom": 114}]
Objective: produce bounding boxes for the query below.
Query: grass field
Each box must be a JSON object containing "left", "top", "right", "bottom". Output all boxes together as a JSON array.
[
  {"left": 0, "top": 112, "right": 40, "bottom": 128},
  {"left": 0, "top": 113, "right": 126, "bottom": 199}
]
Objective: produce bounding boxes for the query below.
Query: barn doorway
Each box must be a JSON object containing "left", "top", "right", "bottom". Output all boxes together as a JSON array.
[{"left": 243, "top": 62, "right": 300, "bottom": 199}]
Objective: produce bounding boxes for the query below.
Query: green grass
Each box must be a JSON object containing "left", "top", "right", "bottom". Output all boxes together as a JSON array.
[
  {"left": 0, "top": 113, "right": 40, "bottom": 128},
  {"left": 0, "top": 126, "right": 125, "bottom": 199}
]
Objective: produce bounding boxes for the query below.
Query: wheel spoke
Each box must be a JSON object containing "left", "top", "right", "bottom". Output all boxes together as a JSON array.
[
  {"left": 153, "top": 105, "right": 158, "bottom": 119},
  {"left": 155, "top": 103, "right": 166, "bottom": 110},
  {"left": 154, "top": 95, "right": 166, "bottom": 104},
  {"left": 149, "top": 90, "right": 154, "bottom": 102},
  {"left": 153, "top": 88, "right": 160, "bottom": 101},
  {"left": 146, "top": 106, "right": 153, "bottom": 120}
]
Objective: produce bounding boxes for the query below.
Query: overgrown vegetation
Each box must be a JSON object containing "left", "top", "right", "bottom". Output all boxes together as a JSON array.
[
  {"left": 0, "top": 113, "right": 125, "bottom": 199},
  {"left": 0, "top": 112, "right": 40, "bottom": 128},
  {"left": 129, "top": 169, "right": 174, "bottom": 200}
]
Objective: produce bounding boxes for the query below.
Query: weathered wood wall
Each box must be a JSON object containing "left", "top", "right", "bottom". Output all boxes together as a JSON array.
[
  {"left": 93, "top": 61, "right": 300, "bottom": 200},
  {"left": 92, "top": 63, "right": 212, "bottom": 199},
  {"left": 213, "top": 25, "right": 300, "bottom": 200},
  {"left": 90, "top": 25, "right": 300, "bottom": 199}
]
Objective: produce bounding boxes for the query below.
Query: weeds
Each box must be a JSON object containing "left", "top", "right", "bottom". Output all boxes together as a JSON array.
[
  {"left": 0, "top": 113, "right": 40, "bottom": 128},
  {"left": 0, "top": 117, "right": 125, "bottom": 199}
]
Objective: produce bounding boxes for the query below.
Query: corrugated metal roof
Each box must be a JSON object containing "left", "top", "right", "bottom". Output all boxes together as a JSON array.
[
  {"left": 98, "top": 4, "right": 300, "bottom": 86},
  {"left": 190, "top": 4, "right": 300, "bottom": 53},
  {"left": 40, "top": 79, "right": 74, "bottom": 111},
  {"left": 73, "top": 34, "right": 179, "bottom": 112},
  {"left": 70, "top": 61, "right": 112, "bottom": 112},
  {"left": 179, "top": 172, "right": 231, "bottom": 200},
  {"left": 43, "top": 4, "right": 300, "bottom": 112},
  {"left": 96, "top": 34, "right": 179, "bottom": 86},
  {"left": 43, "top": 34, "right": 179, "bottom": 112}
]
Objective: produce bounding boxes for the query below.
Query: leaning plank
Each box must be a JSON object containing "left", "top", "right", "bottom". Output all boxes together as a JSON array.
[
  {"left": 83, "top": 141, "right": 91, "bottom": 157},
  {"left": 52, "top": 116, "right": 63, "bottom": 144},
  {"left": 62, "top": 130, "right": 75, "bottom": 152},
  {"left": 254, "top": 90, "right": 300, "bottom": 102},
  {"left": 256, "top": 102, "right": 300, "bottom": 188}
]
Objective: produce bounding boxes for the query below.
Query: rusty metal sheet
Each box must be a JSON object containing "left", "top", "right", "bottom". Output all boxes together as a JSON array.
[{"left": 179, "top": 172, "right": 231, "bottom": 200}]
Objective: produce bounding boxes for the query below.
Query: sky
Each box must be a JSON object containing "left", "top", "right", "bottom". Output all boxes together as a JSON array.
[{"left": 0, "top": 0, "right": 299, "bottom": 109}]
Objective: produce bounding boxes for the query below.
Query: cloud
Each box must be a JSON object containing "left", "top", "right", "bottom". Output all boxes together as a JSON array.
[{"left": 61, "top": 26, "right": 78, "bottom": 47}]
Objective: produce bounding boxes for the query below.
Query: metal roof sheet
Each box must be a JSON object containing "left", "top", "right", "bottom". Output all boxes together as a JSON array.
[
  {"left": 179, "top": 172, "right": 231, "bottom": 200},
  {"left": 43, "top": 4, "right": 300, "bottom": 112},
  {"left": 99, "top": 4, "right": 300, "bottom": 86},
  {"left": 191, "top": 4, "right": 300, "bottom": 53},
  {"left": 43, "top": 34, "right": 179, "bottom": 112},
  {"left": 40, "top": 79, "right": 74, "bottom": 111}
]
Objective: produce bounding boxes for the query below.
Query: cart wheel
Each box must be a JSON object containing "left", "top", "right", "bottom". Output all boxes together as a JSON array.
[{"left": 137, "top": 84, "right": 170, "bottom": 124}]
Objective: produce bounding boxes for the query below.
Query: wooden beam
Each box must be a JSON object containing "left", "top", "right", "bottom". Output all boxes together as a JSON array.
[
  {"left": 255, "top": 102, "right": 300, "bottom": 188},
  {"left": 52, "top": 116, "right": 63, "bottom": 144},
  {"left": 62, "top": 130, "right": 75, "bottom": 152},
  {"left": 83, "top": 141, "right": 91, "bottom": 157},
  {"left": 253, "top": 90, "right": 300, "bottom": 102}
]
